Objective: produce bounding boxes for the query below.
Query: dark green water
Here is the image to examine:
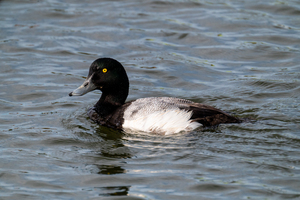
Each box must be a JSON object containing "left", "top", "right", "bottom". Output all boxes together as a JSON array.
[{"left": 0, "top": 0, "right": 299, "bottom": 199}]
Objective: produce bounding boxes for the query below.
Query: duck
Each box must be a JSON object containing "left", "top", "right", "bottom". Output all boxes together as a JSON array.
[{"left": 69, "top": 58, "right": 241, "bottom": 135}]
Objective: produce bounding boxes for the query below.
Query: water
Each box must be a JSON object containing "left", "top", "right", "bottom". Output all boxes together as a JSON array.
[{"left": 1, "top": 0, "right": 300, "bottom": 199}]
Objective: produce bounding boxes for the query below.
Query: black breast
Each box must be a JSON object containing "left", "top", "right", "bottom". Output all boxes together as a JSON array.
[{"left": 87, "top": 101, "right": 133, "bottom": 129}]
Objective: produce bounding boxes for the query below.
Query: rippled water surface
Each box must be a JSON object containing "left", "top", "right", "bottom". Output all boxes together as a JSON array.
[{"left": 1, "top": 0, "right": 300, "bottom": 199}]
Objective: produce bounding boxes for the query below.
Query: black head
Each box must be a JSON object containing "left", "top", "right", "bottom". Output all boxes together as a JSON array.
[
  {"left": 88, "top": 58, "right": 129, "bottom": 93},
  {"left": 69, "top": 58, "right": 129, "bottom": 104}
]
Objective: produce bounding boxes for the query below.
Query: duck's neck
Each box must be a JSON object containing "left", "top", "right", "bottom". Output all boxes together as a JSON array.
[{"left": 95, "top": 87, "right": 128, "bottom": 117}]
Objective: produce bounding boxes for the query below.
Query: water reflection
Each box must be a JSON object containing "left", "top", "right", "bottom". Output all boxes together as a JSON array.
[
  {"left": 96, "top": 186, "right": 130, "bottom": 197},
  {"left": 62, "top": 111, "right": 132, "bottom": 160},
  {"left": 85, "top": 128, "right": 132, "bottom": 197},
  {"left": 63, "top": 113, "right": 132, "bottom": 196},
  {"left": 96, "top": 164, "right": 126, "bottom": 175}
]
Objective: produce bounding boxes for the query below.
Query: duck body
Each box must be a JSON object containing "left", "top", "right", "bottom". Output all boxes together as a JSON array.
[{"left": 69, "top": 58, "right": 241, "bottom": 135}]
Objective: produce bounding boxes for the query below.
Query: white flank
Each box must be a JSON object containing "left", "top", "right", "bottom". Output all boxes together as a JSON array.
[{"left": 123, "top": 109, "right": 201, "bottom": 135}]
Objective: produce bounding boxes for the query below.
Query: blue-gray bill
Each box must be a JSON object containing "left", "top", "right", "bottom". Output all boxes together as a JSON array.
[{"left": 69, "top": 74, "right": 96, "bottom": 96}]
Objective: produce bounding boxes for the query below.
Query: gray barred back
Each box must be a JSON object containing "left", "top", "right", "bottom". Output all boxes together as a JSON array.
[{"left": 123, "top": 97, "right": 194, "bottom": 120}]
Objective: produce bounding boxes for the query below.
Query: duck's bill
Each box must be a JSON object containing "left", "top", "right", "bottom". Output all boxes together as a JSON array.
[{"left": 69, "top": 75, "right": 97, "bottom": 96}]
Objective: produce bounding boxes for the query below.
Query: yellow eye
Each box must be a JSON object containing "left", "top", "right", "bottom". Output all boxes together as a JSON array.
[{"left": 102, "top": 68, "right": 107, "bottom": 73}]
